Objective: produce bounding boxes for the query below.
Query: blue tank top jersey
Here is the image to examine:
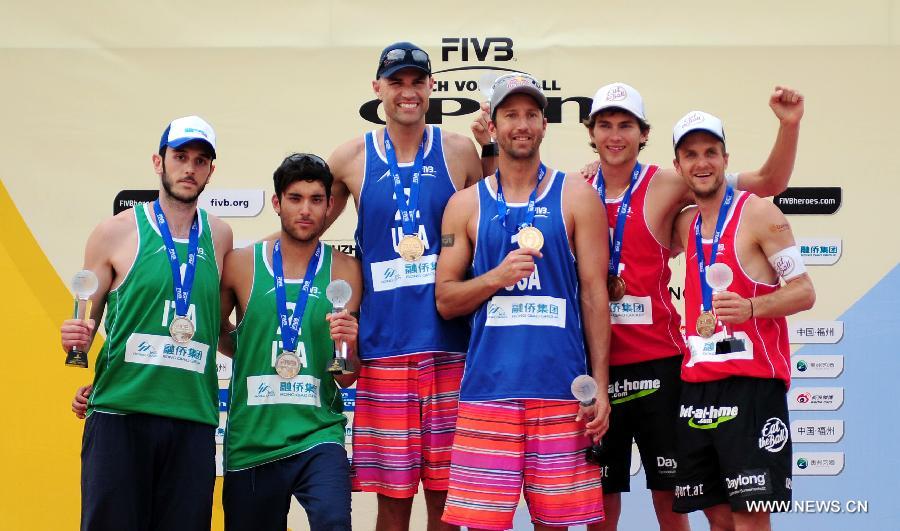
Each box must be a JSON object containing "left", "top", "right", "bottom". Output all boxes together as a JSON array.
[
  {"left": 461, "top": 169, "right": 587, "bottom": 401},
  {"left": 355, "top": 125, "right": 470, "bottom": 360}
]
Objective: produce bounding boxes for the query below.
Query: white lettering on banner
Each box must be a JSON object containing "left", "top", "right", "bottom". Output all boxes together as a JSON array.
[
  {"left": 685, "top": 331, "right": 753, "bottom": 366},
  {"left": 371, "top": 255, "right": 438, "bottom": 292},
  {"left": 610, "top": 295, "right": 652, "bottom": 324},
  {"left": 485, "top": 295, "right": 566, "bottom": 328},
  {"left": 124, "top": 333, "right": 209, "bottom": 373},
  {"left": 246, "top": 375, "right": 321, "bottom": 407}
]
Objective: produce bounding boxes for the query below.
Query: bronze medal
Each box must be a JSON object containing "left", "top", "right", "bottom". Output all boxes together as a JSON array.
[
  {"left": 275, "top": 351, "right": 302, "bottom": 379},
  {"left": 696, "top": 311, "right": 717, "bottom": 339},
  {"left": 517, "top": 226, "right": 544, "bottom": 251},
  {"left": 169, "top": 316, "right": 195, "bottom": 344},
  {"left": 607, "top": 275, "right": 626, "bottom": 302},
  {"left": 398, "top": 234, "right": 425, "bottom": 262}
]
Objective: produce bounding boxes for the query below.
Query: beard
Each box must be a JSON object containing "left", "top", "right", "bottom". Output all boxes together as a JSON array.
[
  {"left": 690, "top": 174, "right": 725, "bottom": 200},
  {"left": 281, "top": 216, "right": 325, "bottom": 244},
  {"left": 160, "top": 161, "right": 206, "bottom": 204}
]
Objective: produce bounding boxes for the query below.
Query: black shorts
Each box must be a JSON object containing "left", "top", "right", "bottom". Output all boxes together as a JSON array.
[
  {"left": 599, "top": 355, "right": 682, "bottom": 494},
  {"left": 673, "top": 377, "right": 792, "bottom": 514},
  {"left": 81, "top": 412, "right": 216, "bottom": 531}
]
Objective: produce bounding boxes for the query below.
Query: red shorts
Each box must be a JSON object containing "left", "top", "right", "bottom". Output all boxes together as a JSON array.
[
  {"left": 350, "top": 352, "right": 464, "bottom": 498},
  {"left": 442, "top": 399, "right": 604, "bottom": 530}
]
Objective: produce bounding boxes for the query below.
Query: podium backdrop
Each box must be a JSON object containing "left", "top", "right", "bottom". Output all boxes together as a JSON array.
[{"left": 2, "top": 2, "right": 898, "bottom": 529}]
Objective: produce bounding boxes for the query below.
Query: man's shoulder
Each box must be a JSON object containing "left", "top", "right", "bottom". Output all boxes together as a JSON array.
[{"left": 95, "top": 208, "right": 138, "bottom": 240}]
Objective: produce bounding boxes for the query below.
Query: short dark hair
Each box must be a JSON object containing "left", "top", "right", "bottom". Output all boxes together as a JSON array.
[
  {"left": 582, "top": 109, "right": 651, "bottom": 152},
  {"left": 273, "top": 153, "right": 333, "bottom": 199}
]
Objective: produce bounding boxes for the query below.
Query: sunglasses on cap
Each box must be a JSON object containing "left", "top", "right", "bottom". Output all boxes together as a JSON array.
[
  {"left": 286, "top": 153, "right": 328, "bottom": 168},
  {"left": 377, "top": 48, "right": 431, "bottom": 78}
]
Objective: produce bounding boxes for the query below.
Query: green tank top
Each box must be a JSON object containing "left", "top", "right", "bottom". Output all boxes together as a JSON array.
[
  {"left": 88, "top": 203, "right": 220, "bottom": 426},
  {"left": 225, "top": 241, "right": 346, "bottom": 471}
]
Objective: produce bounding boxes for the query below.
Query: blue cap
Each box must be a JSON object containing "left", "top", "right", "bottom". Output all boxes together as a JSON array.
[
  {"left": 376, "top": 42, "right": 431, "bottom": 79},
  {"left": 159, "top": 115, "right": 216, "bottom": 158}
]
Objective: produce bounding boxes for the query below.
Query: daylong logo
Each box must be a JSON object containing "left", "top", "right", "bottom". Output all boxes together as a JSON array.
[
  {"left": 609, "top": 378, "right": 661, "bottom": 404},
  {"left": 360, "top": 37, "right": 592, "bottom": 125},
  {"left": 681, "top": 405, "right": 739, "bottom": 429},
  {"left": 758, "top": 417, "right": 789, "bottom": 452}
]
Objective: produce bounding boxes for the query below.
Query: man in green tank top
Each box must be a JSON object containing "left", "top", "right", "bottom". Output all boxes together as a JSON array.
[
  {"left": 217, "top": 153, "right": 362, "bottom": 530},
  {"left": 61, "top": 116, "right": 233, "bottom": 531}
]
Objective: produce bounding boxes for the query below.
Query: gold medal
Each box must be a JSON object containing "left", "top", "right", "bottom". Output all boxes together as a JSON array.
[
  {"left": 169, "top": 316, "right": 195, "bottom": 344},
  {"left": 696, "top": 311, "right": 717, "bottom": 339},
  {"left": 275, "top": 351, "right": 302, "bottom": 379},
  {"left": 398, "top": 234, "right": 425, "bottom": 262},
  {"left": 517, "top": 226, "right": 544, "bottom": 251},
  {"left": 607, "top": 275, "right": 626, "bottom": 302}
]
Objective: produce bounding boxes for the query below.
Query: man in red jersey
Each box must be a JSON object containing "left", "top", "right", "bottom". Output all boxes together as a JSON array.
[{"left": 670, "top": 110, "right": 815, "bottom": 531}]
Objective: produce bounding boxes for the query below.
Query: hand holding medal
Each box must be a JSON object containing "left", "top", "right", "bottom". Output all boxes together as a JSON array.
[
  {"left": 707, "top": 262, "right": 746, "bottom": 354},
  {"left": 694, "top": 186, "right": 733, "bottom": 340},
  {"left": 65, "top": 270, "right": 98, "bottom": 368},
  {"left": 326, "top": 279, "right": 354, "bottom": 374}
]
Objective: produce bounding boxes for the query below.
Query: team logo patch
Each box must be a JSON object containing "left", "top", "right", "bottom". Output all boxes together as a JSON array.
[
  {"left": 606, "top": 85, "right": 627, "bottom": 101},
  {"left": 759, "top": 417, "right": 789, "bottom": 452}
]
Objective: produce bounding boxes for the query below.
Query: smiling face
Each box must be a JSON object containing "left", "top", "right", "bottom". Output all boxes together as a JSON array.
[
  {"left": 587, "top": 109, "right": 649, "bottom": 167},
  {"left": 273, "top": 179, "right": 332, "bottom": 243},
  {"left": 489, "top": 93, "right": 547, "bottom": 161},
  {"left": 154, "top": 142, "right": 215, "bottom": 203},
  {"left": 373, "top": 68, "right": 434, "bottom": 126},
  {"left": 673, "top": 131, "right": 729, "bottom": 199}
]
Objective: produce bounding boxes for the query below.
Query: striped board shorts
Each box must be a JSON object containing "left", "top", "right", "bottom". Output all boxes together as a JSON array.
[
  {"left": 350, "top": 352, "right": 464, "bottom": 498},
  {"left": 442, "top": 399, "right": 604, "bottom": 530}
]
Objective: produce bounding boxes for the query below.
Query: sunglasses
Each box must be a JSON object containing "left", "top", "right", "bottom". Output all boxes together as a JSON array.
[
  {"left": 378, "top": 48, "right": 431, "bottom": 77},
  {"left": 287, "top": 153, "right": 328, "bottom": 169}
]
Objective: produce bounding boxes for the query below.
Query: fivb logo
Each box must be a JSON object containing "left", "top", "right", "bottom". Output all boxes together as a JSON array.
[
  {"left": 441, "top": 37, "right": 514, "bottom": 62},
  {"left": 680, "top": 404, "right": 739, "bottom": 428}
]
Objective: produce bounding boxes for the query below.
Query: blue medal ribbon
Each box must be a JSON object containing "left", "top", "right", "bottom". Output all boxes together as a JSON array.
[
  {"left": 694, "top": 186, "right": 735, "bottom": 312},
  {"left": 273, "top": 240, "right": 322, "bottom": 354},
  {"left": 596, "top": 163, "right": 642, "bottom": 278},
  {"left": 494, "top": 163, "right": 547, "bottom": 235},
  {"left": 384, "top": 128, "right": 426, "bottom": 237},
  {"left": 153, "top": 200, "right": 199, "bottom": 319}
]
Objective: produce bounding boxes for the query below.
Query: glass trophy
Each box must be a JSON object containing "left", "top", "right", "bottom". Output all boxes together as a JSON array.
[
  {"left": 571, "top": 374, "right": 604, "bottom": 464},
  {"left": 706, "top": 262, "right": 745, "bottom": 354},
  {"left": 66, "top": 270, "right": 98, "bottom": 368},
  {"left": 326, "top": 279, "right": 354, "bottom": 374}
]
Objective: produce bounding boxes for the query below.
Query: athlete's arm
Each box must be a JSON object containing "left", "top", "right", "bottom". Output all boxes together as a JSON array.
[
  {"left": 713, "top": 199, "right": 815, "bottom": 323},
  {"left": 324, "top": 138, "right": 364, "bottom": 231},
  {"left": 731, "top": 86, "right": 804, "bottom": 198},
  {"left": 60, "top": 215, "right": 126, "bottom": 354},
  {"left": 328, "top": 251, "right": 363, "bottom": 388},
  {"left": 565, "top": 177, "right": 612, "bottom": 441},
  {"left": 435, "top": 188, "right": 540, "bottom": 319},
  {"left": 217, "top": 247, "right": 253, "bottom": 358},
  {"left": 443, "top": 130, "right": 485, "bottom": 188},
  {"left": 471, "top": 102, "right": 498, "bottom": 178},
  {"left": 669, "top": 206, "right": 697, "bottom": 258}
]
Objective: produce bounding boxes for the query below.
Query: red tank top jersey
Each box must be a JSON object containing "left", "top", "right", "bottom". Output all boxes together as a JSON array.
[
  {"left": 682, "top": 191, "right": 791, "bottom": 386},
  {"left": 588, "top": 164, "right": 688, "bottom": 366}
]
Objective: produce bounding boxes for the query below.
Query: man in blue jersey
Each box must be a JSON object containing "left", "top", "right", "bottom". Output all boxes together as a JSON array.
[
  {"left": 435, "top": 73, "right": 612, "bottom": 530},
  {"left": 325, "top": 42, "right": 486, "bottom": 531}
]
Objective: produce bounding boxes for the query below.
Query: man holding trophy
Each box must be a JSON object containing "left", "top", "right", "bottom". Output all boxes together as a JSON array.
[
  {"left": 60, "top": 116, "right": 233, "bottom": 530},
  {"left": 435, "top": 73, "right": 611, "bottom": 530},
  {"left": 669, "top": 111, "right": 815, "bottom": 531},
  {"left": 217, "top": 153, "right": 361, "bottom": 531}
]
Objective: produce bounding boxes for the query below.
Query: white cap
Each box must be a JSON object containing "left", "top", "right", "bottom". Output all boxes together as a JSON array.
[
  {"left": 159, "top": 115, "right": 217, "bottom": 158},
  {"left": 672, "top": 110, "right": 726, "bottom": 151},
  {"left": 588, "top": 82, "right": 646, "bottom": 121}
]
